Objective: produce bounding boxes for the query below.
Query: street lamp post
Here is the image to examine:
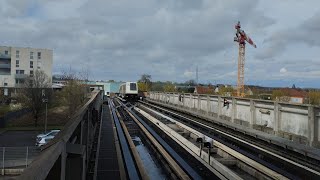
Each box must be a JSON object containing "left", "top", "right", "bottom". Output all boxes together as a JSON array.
[
  {"left": 45, "top": 100, "right": 48, "bottom": 133},
  {"left": 42, "top": 89, "right": 48, "bottom": 133}
]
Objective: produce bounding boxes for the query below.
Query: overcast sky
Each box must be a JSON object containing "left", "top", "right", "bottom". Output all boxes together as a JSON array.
[{"left": 0, "top": 0, "right": 319, "bottom": 88}]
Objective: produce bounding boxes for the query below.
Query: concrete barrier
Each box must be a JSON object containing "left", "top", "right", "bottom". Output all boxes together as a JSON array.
[{"left": 149, "top": 92, "right": 320, "bottom": 148}]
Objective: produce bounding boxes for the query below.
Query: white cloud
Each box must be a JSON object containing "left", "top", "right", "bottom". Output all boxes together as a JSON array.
[
  {"left": 0, "top": 0, "right": 319, "bottom": 87},
  {"left": 280, "top": 67, "right": 287, "bottom": 73},
  {"left": 183, "top": 70, "right": 194, "bottom": 78}
]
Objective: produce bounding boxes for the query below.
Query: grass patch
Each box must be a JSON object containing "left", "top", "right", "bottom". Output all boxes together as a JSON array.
[{"left": 4, "top": 106, "right": 70, "bottom": 128}]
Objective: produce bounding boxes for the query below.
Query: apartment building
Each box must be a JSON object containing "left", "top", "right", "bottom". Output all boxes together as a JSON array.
[{"left": 0, "top": 46, "right": 53, "bottom": 91}]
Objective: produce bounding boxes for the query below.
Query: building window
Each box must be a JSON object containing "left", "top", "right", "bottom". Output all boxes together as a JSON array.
[
  {"left": 30, "top": 70, "right": 34, "bottom": 76},
  {"left": 16, "top": 70, "right": 24, "bottom": 74},
  {"left": 38, "top": 52, "right": 41, "bottom": 59},
  {"left": 37, "top": 61, "right": 42, "bottom": 69},
  {"left": 30, "top": 52, "right": 33, "bottom": 59},
  {"left": 4, "top": 83, "right": 7, "bottom": 86},
  {"left": 16, "top": 50, "right": 20, "bottom": 58},
  {"left": 16, "top": 60, "right": 19, "bottom": 67},
  {"left": 15, "top": 79, "right": 24, "bottom": 84},
  {"left": 4, "top": 50, "right": 8, "bottom": 55},
  {"left": 30, "top": 61, "right": 33, "bottom": 68}
]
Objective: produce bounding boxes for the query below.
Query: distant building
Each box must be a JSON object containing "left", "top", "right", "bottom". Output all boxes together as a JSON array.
[
  {"left": 278, "top": 88, "right": 307, "bottom": 104},
  {"left": 85, "top": 81, "right": 123, "bottom": 96},
  {"left": 246, "top": 87, "right": 253, "bottom": 96},
  {"left": 0, "top": 46, "right": 53, "bottom": 92},
  {"left": 194, "top": 86, "right": 214, "bottom": 94}
]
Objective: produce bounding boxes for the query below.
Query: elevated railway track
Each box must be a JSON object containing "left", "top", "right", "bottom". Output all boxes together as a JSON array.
[
  {"left": 17, "top": 92, "right": 320, "bottom": 179},
  {"left": 138, "top": 99, "right": 320, "bottom": 179}
]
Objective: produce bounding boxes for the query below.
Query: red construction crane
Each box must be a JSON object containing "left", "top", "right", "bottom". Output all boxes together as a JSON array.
[{"left": 234, "top": 21, "right": 256, "bottom": 97}]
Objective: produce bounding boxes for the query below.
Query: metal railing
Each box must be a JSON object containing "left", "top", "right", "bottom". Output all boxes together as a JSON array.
[
  {"left": 0, "top": 64, "right": 11, "bottom": 69},
  {"left": 0, "top": 54, "right": 11, "bottom": 59},
  {"left": 0, "top": 147, "right": 40, "bottom": 175},
  {"left": 19, "top": 90, "right": 102, "bottom": 180},
  {"left": 14, "top": 74, "right": 28, "bottom": 79}
]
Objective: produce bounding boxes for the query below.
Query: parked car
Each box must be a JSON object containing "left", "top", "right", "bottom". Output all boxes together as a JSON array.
[{"left": 36, "top": 130, "right": 60, "bottom": 147}]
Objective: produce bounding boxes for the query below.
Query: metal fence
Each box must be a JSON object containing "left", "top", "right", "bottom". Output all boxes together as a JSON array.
[{"left": 0, "top": 146, "right": 40, "bottom": 175}]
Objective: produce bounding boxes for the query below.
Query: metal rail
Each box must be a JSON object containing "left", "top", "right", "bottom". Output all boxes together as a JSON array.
[
  {"left": 140, "top": 100, "right": 320, "bottom": 179},
  {"left": 109, "top": 99, "right": 140, "bottom": 180},
  {"left": 119, "top": 101, "right": 202, "bottom": 180}
]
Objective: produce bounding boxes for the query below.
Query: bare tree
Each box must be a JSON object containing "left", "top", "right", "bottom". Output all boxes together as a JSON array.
[
  {"left": 20, "top": 70, "right": 51, "bottom": 127},
  {"left": 59, "top": 67, "right": 90, "bottom": 116},
  {"left": 185, "top": 79, "right": 196, "bottom": 86},
  {"left": 138, "top": 74, "right": 152, "bottom": 91}
]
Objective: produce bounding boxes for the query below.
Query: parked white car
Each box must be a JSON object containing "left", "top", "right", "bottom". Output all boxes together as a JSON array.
[{"left": 36, "top": 130, "right": 60, "bottom": 147}]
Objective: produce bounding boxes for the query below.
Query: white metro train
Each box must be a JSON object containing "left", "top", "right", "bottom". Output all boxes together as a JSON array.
[{"left": 119, "top": 82, "right": 138, "bottom": 100}]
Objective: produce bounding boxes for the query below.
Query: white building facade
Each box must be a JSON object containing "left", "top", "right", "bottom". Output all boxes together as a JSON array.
[{"left": 0, "top": 46, "right": 53, "bottom": 89}]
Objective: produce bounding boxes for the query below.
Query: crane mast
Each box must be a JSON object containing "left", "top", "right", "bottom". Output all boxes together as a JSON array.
[
  {"left": 237, "top": 44, "right": 245, "bottom": 97},
  {"left": 234, "top": 21, "right": 256, "bottom": 97}
]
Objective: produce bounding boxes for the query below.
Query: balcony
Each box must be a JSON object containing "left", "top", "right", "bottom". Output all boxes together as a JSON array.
[
  {"left": 0, "top": 53, "right": 11, "bottom": 60},
  {"left": 15, "top": 83, "right": 25, "bottom": 88},
  {"left": 0, "top": 64, "right": 11, "bottom": 69},
  {"left": 15, "top": 74, "right": 28, "bottom": 79}
]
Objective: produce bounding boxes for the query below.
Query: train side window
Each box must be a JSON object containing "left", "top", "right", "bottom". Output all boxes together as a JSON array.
[{"left": 130, "top": 83, "right": 137, "bottom": 90}]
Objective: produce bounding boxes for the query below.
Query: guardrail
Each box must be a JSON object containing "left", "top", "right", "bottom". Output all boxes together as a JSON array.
[
  {"left": 18, "top": 90, "right": 103, "bottom": 180},
  {"left": 148, "top": 92, "right": 320, "bottom": 148},
  {"left": 0, "top": 146, "right": 39, "bottom": 176}
]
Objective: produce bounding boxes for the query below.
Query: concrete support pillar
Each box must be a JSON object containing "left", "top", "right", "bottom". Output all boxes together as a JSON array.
[
  {"left": 190, "top": 94, "right": 193, "bottom": 109},
  {"left": 206, "top": 95, "right": 210, "bottom": 115},
  {"left": 250, "top": 100, "right": 256, "bottom": 127},
  {"left": 231, "top": 97, "right": 237, "bottom": 123},
  {"left": 274, "top": 101, "right": 281, "bottom": 135},
  {"left": 315, "top": 108, "right": 320, "bottom": 147},
  {"left": 86, "top": 110, "right": 90, "bottom": 163},
  {"left": 308, "top": 106, "right": 317, "bottom": 146},
  {"left": 66, "top": 155, "right": 83, "bottom": 180},
  {"left": 60, "top": 145, "right": 67, "bottom": 180},
  {"left": 197, "top": 95, "right": 201, "bottom": 112},
  {"left": 82, "top": 153, "right": 86, "bottom": 180},
  {"left": 218, "top": 96, "right": 222, "bottom": 118},
  {"left": 182, "top": 93, "right": 185, "bottom": 107},
  {"left": 80, "top": 121, "right": 84, "bottom": 144}
]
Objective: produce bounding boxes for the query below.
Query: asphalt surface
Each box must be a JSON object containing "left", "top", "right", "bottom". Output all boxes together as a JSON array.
[{"left": 0, "top": 131, "right": 40, "bottom": 147}]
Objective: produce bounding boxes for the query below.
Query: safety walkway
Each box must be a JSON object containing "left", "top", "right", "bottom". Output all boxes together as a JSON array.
[{"left": 96, "top": 104, "right": 121, "bottom": 179}]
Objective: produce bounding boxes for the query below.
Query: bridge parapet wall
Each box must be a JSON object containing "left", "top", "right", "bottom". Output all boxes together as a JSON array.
[
  {"left": 19, "top": 90, "right": 103, "bottom": 180},
  {"left": 149, "top": 92, "right": 319, "bottom": 148}
]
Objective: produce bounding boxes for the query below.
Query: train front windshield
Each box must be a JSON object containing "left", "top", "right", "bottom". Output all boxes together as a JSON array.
[{"left": 130, "top": 83, "right": 137, "bottom": 91}]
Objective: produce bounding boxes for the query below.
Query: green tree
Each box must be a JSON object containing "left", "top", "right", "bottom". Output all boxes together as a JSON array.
[
  {"left": 151, "top": 81, "right": 164, "bottom": 91},
  {"left": 138, "top": 82, "right": 148, "bottom": 92},
  {"left": 138, "top": 74, "right": 152, "bottom": 91},
  {"left": 218, "top": 86, "right": 234, "bottom": 96},
  {"left": 58, "top": 69, "right": 90, "bottom": 116},
  {"left": 272, "top": 90, "right": 288, "bottom": 100},
  {"left": 163, "top": 82, "right": 176, "bottom": 92},
  {"left": 308, "top": 91, "right": 320, "bottom": 105}
]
